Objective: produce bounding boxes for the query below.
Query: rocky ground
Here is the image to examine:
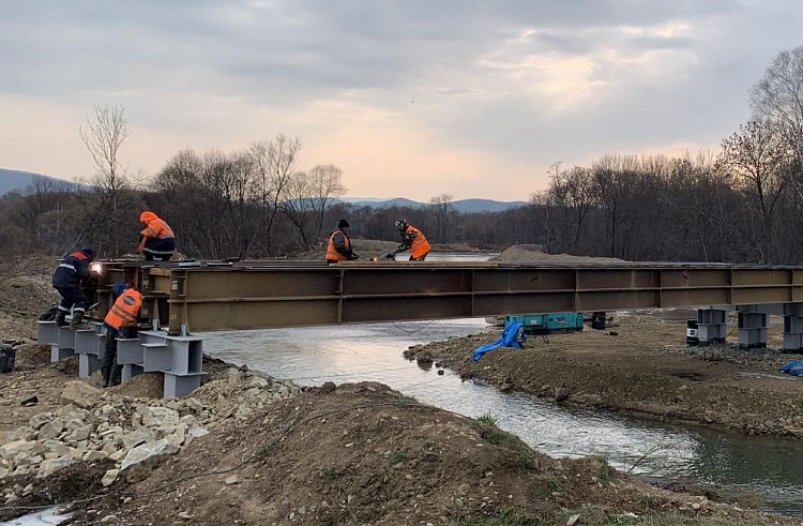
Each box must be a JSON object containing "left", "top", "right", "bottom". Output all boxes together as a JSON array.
[
  {"left": 407, "top": 312, "right": 803, "bottom": 439},
  {"left": 1, "top": 255, "right": 801, "bottom": 524},
  {"left": 2, "top": 373, "right": 797, "bottom": 526}
]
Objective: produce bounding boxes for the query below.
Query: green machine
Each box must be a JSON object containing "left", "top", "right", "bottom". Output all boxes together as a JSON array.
[{"left": 504, "top": 312, "right": 584, "bottom": 334}]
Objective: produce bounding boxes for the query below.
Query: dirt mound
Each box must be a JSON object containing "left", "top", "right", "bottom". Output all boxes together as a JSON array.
[
  {"left": 111, "top": 372, "right": 165, "bottom": 399},
  {"left": 0, "top": 461, "right": 110, "bottom": 521},
  {"left": 0, "top": 255, "right": 59, "bottom": 316},
  {"left": 492, "top": 244, "right": 625, "bottom": 264},
  {"left": 65, "top": 382, "right": 792, "bottom": 525}
]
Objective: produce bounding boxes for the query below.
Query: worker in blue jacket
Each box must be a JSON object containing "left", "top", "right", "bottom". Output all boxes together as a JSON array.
[{"left": 51, "top": 248, "right": 94, "bottom": 328}]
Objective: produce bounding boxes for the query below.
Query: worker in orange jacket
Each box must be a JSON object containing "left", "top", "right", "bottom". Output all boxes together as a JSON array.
[
  {"left": 137, "top": 211, "right": 175, "bottom": 261},
  {"left": 385, "top": 219, "right": 431, "bottom": 261},
  {"left": 325, "top": 219, "right": 360, "bottom": 263},
  {"left": 101, "top": 282, "right": 142, "bottom": 387}
]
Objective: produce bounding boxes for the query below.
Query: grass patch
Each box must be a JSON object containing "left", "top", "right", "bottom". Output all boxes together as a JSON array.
[
  {"left": 476, "top": 412, "right": 497, "bottom": 426},
  {"left": 542, "top": 476, "right": 564, "bottom": 495},
  {"left": 457, "top": 509, "right": 542, "bottom": 526},
  {"left": 321, "top": 466, "right": 340, "bottom": 481},
  {"left": 593, "top": 456, "right": 615, "bottom": 482},
  {"left": 390, "top": 451, "right": 408, "bottom": 464},
  {"left": 473, "top": 421, "right": 536, "bottom": 470},
  {"left": 618, "top": 513, "right": 780, "bottom": 525}
]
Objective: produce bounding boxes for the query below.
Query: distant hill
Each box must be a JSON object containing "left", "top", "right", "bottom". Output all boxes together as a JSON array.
[
  {"left": 1, "top": 168, "right": 527, "bottom": 213},
  {"left": 0, "top": 168, "right": 79, "bottom": 195},
  {"left": 342, "top": 197, "right": 526, "bottom": 213}
]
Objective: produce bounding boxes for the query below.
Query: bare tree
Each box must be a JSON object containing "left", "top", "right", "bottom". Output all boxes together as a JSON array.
[
  {"left": 279, "top": 164, "right": 346, "bottom": 250},
  {"left": 80, "top": 105, "right": 130, "bottom": 194},
  {"left": 429, "top": 194, "right": 455, "bottom": 243},
  {"left": 250, "top": 135, "right": 302, "bottom": 253},
  {"left": 752, "top": 48, "right": 803, "bottom": 164},
  {"left": 718, "top": 120, "right": 789, "bottom": 262},
  {"left": 307, "top": 164, "right": 347, "bottom": 242},
  {"left": 280, "top": 170, "right": 314, "bottom": 250},
  {"left": 79, "top": 105, "right": 131, "bottom": 255}
]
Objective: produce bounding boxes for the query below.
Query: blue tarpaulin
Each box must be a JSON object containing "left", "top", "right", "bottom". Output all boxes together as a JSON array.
[
  {"left": 471, "top": 319, "right": 527, "bottom": 361},
  {"left": 779, "top": 360, "right": 803, "bottom": 377}
]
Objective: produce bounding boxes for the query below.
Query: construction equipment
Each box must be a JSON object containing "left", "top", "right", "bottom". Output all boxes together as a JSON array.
[{"left": 503, "top": 312, "right": 584, "bottom": 335}]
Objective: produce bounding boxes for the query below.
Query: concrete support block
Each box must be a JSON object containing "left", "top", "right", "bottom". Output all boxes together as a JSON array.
[
  {"left": 738, "top": 311, "right": 768, "bottom": 349},
  {"left": 93, "top": 334, "right": 107, "bottom": 357},
  {"left": 164, "top": 373, "right": 203, "bottom": 398},
  {"left": 121, "top": 364, "right": 144, "bottom": 383},
  {"left": 783, "top": 313, "right": 803, "bottom": 353},
  {"left": 143, "top": 343, "right": 171, "bottom": 372},
  {"left": 57, "top": 326, "right": 75, "bottom": 351},
  {"left": 784, "top": 303, "right": 803, "bottom": 317},
  {"left": 37, "top": 321, "right": 58, "bottom": 345},
  {"left": 78, "top": 353, "right": 102, "bottom": 378},
  {"left": 117, "top": 338, "right": 144, "bottom": 365},
  {"left": 696, "top": 307, "right": 728, "bottom": 344},
  {"left": 168, "top": 339, "right": 203, "bottom": 375},
  {"left": 50, "top": 345, "right": 74, "bottom": 363},
  {"left": 74, "top": 328, "right": 99, "bottom": 355}
]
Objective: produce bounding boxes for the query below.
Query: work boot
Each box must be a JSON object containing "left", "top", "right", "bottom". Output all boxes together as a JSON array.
[
  {"left": 69, "top": 311, "right": 87, "bottom": 330},
  {"left": 55, "top": 311, "right": 67, "bottom": 327},
  {"left": 101, "top": 363, "right": 111, "bottom": 388},
  {"left": 110, "top": 365, "right": 123, "bottom": 387}
]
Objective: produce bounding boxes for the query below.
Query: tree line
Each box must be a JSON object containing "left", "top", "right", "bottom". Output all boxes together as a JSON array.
[{"left": 1, "top": 47, "right": 802, "bottom": 264}]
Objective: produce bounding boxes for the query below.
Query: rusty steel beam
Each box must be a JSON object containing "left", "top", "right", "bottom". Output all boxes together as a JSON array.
[{"left": 89, "top": 260, "right": 803, "bottom": 332}]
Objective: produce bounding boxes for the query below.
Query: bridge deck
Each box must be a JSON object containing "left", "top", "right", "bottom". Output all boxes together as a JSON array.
[{"left": 89, "top": 260, "right": 803, "bottom": 332}]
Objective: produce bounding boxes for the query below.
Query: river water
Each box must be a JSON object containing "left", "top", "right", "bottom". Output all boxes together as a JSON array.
[{"left": 204, "top": 318, "right": 803, "bottom": 515}]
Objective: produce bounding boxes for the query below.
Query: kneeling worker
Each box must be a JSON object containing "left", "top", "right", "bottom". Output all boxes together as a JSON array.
[
  {"left": 102, "top": 282, "right": 142, "bottom": 387},
  {"left": 52, "top": 247, "right": 95, "bottom": 328},
  {"left": 137, "top": 211, "right": 176, "bottom": 261},
  {"left": 325, "top": 219, "right": 360, "bottom": 263}
]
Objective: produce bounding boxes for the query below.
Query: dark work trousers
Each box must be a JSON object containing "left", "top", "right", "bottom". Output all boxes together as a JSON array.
[
  {"left": 102, "top": 330, "right": 122, "bottom": 387},
  {"left": 55, "top": 285, "right": 89, "bottom": 315},
  {"left": 143, "top": 237, "right": 176, "bottom": 261}
]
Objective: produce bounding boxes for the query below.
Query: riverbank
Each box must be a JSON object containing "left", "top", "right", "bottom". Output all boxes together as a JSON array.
[{"left": 408, "top": 312, "right": 803, "bottom": 439}]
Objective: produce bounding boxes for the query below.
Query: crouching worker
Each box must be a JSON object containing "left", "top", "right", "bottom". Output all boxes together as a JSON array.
[
  {"left": 137, "top": 211, "right": 175, "bottom": 261},
  {"left": 52, "top": 247, "right": 95, "bottom": 328},
  {"left": 325, "top": 219, "right": 360, "bottom": 263},
  {"left": 385, "top": 219, "right": 431, "bottom": 261},
  {"left": 102, "top": 282, "right": 142, "bottom": 388}
]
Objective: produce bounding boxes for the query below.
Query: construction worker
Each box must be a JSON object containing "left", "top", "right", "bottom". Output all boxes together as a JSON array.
[
  {"left": 51, "top": 248, "right": 94, "bottom": 328},
  {"left": 102, "top": 281, "right": 142, "bottom": 387},
  {"left": 385, "top": 219, "right": 431, "bottom": 261},
  {"left": 137, "top": 210, "right": 175, "bottom": 261},
  {"left": 325, "top": 219, "right": 360, "bottom": 263}
]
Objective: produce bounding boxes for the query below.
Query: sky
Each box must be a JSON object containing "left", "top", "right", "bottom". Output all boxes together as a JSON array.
[{"left": 1, "top": 0, "right": 801, "bottom": 201}]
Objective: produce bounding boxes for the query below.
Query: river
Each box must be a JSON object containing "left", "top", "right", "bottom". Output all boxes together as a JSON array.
[{"left": 204, "top": 317, "right": 803, "bottom": 515}]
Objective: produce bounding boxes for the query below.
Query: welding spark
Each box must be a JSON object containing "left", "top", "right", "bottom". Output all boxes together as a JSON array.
[{"left": 91, "top": 262, "right": 103, "bottom": 274}]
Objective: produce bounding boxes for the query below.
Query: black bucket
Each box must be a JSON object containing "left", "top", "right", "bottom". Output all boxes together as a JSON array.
[
  {"left": 591, "top": 312, "right": 606, "bottom": 330},
  {"left": 0, "top": 345, "right": 16, "bottom": 374}
]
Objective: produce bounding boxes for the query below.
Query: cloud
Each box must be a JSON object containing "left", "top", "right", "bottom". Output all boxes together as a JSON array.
[{"left": 1, "top": 0, "right": 802, "bottom": 199}]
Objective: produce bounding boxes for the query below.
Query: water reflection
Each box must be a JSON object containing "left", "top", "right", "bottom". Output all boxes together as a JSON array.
[{"left": 203, "top": 319, "right": 803, "bottom": 514}]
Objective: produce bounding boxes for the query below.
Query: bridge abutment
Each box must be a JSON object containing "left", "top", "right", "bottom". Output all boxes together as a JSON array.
[{"left": 696, "top": 307, "right": 728, "bottom": 344}]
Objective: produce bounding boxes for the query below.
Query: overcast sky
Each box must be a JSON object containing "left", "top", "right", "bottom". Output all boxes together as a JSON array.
[{"left": 1, "top": 0, "right": 801, "bottom": 200}]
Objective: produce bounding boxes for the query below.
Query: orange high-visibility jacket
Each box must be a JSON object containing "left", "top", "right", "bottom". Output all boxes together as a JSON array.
[
  {"left": 104, "top": 289, "right": 143, "bottom": 331},
  {"left": 325, "top": 229, "right": 351, "bottom": 262},
  {"left": 405, "top": 225, "right": 431, "bottom": 259},
  {"left": 139, "top": 211, "right": 174, "bottom": 239}
]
